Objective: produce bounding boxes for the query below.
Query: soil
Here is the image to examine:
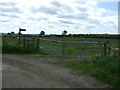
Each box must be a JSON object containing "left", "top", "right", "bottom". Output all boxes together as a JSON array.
[{"left": 2, "top": 54, "right": 107, "bottom": 88}]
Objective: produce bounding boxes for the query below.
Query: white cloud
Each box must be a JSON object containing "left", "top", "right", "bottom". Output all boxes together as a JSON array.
[
  {"left": 86, "top": 0, "right": 97, "bottom": 6},
  {"left": 0, "top": 0, "right": 118, "bottom": 34}
]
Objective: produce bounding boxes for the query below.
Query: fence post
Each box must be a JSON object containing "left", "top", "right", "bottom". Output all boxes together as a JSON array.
[
  {"left": 108, "top": 47, "right": 111, "bottom": 56},
  {"left": 27, "top": 39, "right": 29, "bottom": 47},
  {"left": 62, "top": 42, "right": 65, "bottom": 56},
  {"left": 23, "top": 39, "right": 25, "bottom": 47},
  {"left": 19, "top": 31, "right": 20, "bottom": 46},
  {"left": 103, "top": 42, "right": 107, "bottom": 56},
  {"left": 36, "top": 39, "right": 39, "bottom": 48},
  {"left": 114, "top": 52, "right": 116, "bottom": 57}
]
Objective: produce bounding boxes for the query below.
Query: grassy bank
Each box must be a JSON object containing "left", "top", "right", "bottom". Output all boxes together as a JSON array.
[
  {"left": 2, "top": 37, "right": 41, "bottom": 54},
  {"left": 2, "top": 45, "right": 40, "bottom": 54},
  {"left": 51, "top": 56, "right": 120, "bottom": 88}
]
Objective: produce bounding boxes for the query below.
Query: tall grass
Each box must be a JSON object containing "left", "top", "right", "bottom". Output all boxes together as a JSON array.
[
  {"left": 2, "top": 45, "right": 40, "bottom": 54},
  {"left": 92, "top": 56, "right": 120, "bottom": 88},
  {"left": 2, "top": 41, "right": 40, "bottom": 54},
  {"left": 51, "top": 56, "right": 120, "bottom": 88},
  {"left": 2, "top": 37, "right": 51, "bottom": 54}
]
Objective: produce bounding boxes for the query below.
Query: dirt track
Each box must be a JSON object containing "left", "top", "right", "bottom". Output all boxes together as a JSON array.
[{"left": 2, "top": 54, "right": 106, "bottom": 88}]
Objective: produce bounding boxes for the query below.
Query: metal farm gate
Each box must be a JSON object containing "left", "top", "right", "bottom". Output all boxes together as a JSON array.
[{"left": 39, "top": 38, "right": 107, "bottom": 57}]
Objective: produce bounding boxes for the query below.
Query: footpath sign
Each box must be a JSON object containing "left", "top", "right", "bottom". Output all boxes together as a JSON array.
[
  {"left": 19, "top": 28, "right": 26, "bottom": 46},
  {"left": 19, "top": 28, "right": 26, "bottom": 31}
]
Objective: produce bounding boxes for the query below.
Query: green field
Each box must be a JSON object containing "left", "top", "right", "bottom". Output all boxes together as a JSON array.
[
  {"left": 2, "top": 34, "right": 119, "bottom": 56},
  {"left": 41, "top": 36, "right": 119, "bottom": 47}
]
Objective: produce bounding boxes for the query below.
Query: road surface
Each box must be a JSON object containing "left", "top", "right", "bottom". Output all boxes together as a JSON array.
[{"left": 2, "top": 54, "right": 106, "bottom": 88}]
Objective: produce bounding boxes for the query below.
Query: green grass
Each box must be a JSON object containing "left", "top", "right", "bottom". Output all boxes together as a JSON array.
[
  {"left": 39, "top": 37, "right": 119, "bottom": 56},
  {"left": 39, "top": 39, "right": 103, "bottom": 55},
  {"left": 2, "top": 36, "right": 119, "bottom": 56},
  {"left": 2, "top": 36, "right": 40, "bottom": 54},
  {"left": 42, "top": 37, "right": 119, "bottom": 48},
  {"left": 2, "top": 44, "right": 40, "bottom": 54},
  {"left": 2, "top": 40, "right": 50, "bottom": 55},
  {"left": 51, "top": 56, "right": 120, "bottom": 88}
]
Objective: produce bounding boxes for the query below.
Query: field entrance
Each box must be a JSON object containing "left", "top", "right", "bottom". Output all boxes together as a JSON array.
[
  {"left": 2, "top": 36, "right": 118, "bottom": 58},
  {"left": 39, "top": 38, "right": 106, "bottom": 58}
]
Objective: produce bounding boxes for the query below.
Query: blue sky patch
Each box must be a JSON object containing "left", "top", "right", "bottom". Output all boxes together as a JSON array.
[{"left": 98, "top": 2, "right": 118, "bottom": 11}]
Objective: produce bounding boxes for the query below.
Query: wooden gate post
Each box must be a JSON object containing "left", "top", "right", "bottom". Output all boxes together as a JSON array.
[
  {"left": 36, "top": 39, "right": 39, "bottom": 48},
  {"left": 23, "top": 39, "right": 25, "bottom": 47},
  {"left": 18, "top": 30, "right": 21, "bottom": 46},
  {"left": 62, "top": 42, "right": 65, "bottom": 56},
  {"left": 27, "top": 39, "right": 29, "bottom": 47},
  {"left": 103, "top": 42, "right": 107, "bottom": 56},
  {"left": 108, "top": 47, "right": 111, "bottom": 56}
]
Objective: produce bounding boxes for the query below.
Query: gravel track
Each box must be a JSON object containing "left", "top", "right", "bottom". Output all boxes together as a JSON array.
[{"left": 2, "top": 54, "right": 106, "bottom": 88}]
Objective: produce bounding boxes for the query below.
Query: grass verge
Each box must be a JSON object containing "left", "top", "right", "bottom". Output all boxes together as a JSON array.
[
  {"left": 51, "top": 56, "right": 120, "bottom": 88},
  {"left": 2, "top": 44, "right": 41, "bottom": 54}
]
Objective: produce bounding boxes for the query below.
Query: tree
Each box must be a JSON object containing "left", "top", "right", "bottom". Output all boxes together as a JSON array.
[
  {"left": 11, "top": 31, "right": 15, "bottom": 34},
  {"left": 68, "top": 33, "right": 72, "bottom": 37},
  {"left": 7, "top": 32, "right": 11, "bottom": 36},
  {"left": 62, "top": 30, "right": 67, "bottom": 35},
  {"left": 40, "top": 31, "right": 45, "bottom": 35}
]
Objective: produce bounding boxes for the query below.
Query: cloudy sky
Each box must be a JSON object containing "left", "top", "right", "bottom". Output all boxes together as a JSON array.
[{"left": 0, "top": 0, "right": 119, "bottom": 34}]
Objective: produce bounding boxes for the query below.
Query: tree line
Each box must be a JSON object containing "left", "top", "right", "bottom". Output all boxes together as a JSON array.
[{"left": 4, "top": 30, "right": 120, "bottom": 39}]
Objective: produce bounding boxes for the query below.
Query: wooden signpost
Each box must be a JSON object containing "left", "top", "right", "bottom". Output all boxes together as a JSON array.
[
  {"left": 19, "top": 28, "right": 26, "bottom": 46},
  {"left": 19, "top": 28, "right": 26, "bottom": 31}
]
